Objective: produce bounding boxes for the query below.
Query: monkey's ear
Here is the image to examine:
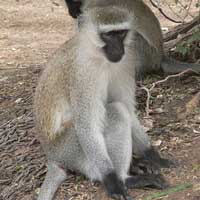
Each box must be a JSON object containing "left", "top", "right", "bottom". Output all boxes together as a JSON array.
[{"left": 64, "top": 0, "right": 82, "bottom": 18}]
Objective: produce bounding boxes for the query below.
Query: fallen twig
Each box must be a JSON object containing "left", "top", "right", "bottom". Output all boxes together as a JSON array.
[
  {"left": 149, "top": 0, "right": 182, "bottom": 23},
  {"left": 164, "top": 16, "right": 200, "bottom": 42},
  {"left": 140, "top": 69, "right": 199, "bottom": 117}
]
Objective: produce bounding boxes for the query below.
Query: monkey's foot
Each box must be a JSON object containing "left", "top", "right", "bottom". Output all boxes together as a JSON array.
[
  {"left": 143, "top": 147, "right": 176, "bottom": 168},
  {"left": 130, "top": 158, "right": 160, "bottom": 175},
  {"left": 125, "top": 174, "right": 169, "bottom": 190},
  {"left": 131, "top": 149, "right": 176, "bottom": 176},
  {"left": 110, "top": 194, "right": 134, "bottom": 200},
  {"left": 103, "top": 172, "right": 133, "bottom": 200}
]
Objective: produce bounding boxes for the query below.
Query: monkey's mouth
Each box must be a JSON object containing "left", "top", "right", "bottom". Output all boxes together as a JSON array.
[
  {"left": 103, "top": 45, "right": 125, "bottom": 63},
  {"left": 105, "top": 53, "right": 124, "bottom": 63}
]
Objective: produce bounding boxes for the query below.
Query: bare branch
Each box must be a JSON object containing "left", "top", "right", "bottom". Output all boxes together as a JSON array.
[
  {"left": 164, "top": 16, "right": 200, "bottom": 42},
  {"left": 139, "top": 68, "right": 199, "bottom": 117},
  {"left": 149, "top": 0, "right": 182, "bottom": 23}
]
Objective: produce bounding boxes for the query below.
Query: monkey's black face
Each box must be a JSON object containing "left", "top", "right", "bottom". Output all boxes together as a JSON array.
[{"left": 100, "top": 30, "right": 128, "bottom": 63}]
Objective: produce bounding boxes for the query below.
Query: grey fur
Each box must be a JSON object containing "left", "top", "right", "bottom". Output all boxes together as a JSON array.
[{"left": 34, "top": 4, "right": 150, "bottom": 199}]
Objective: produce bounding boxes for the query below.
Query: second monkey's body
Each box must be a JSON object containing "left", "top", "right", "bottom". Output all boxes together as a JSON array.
[{"left": 64, "top": 0, "right": 200, "bottom": 78}]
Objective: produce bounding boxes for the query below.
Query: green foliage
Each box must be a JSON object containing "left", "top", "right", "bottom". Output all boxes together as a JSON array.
[
  {"left": 174, "top": 30, "right": 200, "bottom": 56},
  {"left": 144, "top": 183, "right": 193, "bottom": 200},
  {"left": 195, "top": 2, "right": 200, "bottom": 7}
]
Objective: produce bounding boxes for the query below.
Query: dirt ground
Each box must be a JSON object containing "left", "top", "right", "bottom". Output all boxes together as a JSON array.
[{"left": 0, "top": 0, "right": 200, "bottom": 200}]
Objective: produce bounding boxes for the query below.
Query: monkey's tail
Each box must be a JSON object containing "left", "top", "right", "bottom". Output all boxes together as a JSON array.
[{"left": 161, "top": 56, "right": 200, "bottom": 74}]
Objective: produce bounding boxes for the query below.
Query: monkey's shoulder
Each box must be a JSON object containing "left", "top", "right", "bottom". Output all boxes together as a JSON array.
[
  {"left": 47, "top": 37, "right": 77, "bottom": 71},
  {"left": 34, "top": 38, "right": 77, "bottom": 120},
  {"left": 36, "top": 37, "right": 78, "bottom": 89},
  {"left": 33, "top": 39, "right": 77, "bottom": 141}
]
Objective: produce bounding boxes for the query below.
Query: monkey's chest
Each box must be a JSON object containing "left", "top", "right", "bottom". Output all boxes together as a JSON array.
[{"left": 107, "top": 75, "right": 136, "bottom": 112}]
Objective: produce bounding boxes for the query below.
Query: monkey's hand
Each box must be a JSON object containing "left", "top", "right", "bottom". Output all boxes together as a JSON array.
[
  {"left": 144, "top": 147, "right": 176, "bottom": 169},
  {"left": 103, "top": 172, "right": 134, "bottom": 200}
]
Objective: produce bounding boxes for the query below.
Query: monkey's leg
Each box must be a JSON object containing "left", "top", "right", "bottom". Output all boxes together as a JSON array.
[
  {"left": 106, "top": 112, "right": 169, "bottom": 190},
  {"left": 130, "top": 113, "right": 151, "bottom": 157},
  {"left": 130, "top": 114, "right": 173, "bottom": 168},
  {"left": 37, "top": 162, "right": 67, "bottom": 200},
  {"left": 103, "top": 103, "right": 168, "bottom": 196},
  {"left": 105, "top": 102, "right": 132, "bottom": 180}
]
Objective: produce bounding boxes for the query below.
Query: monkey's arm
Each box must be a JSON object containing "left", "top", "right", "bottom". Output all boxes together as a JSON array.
[
  {"left": 70, "top": 79, "right": 127, "bottom": 198},
  {"left": 71, "top": 88, "right": 113, "bottom": 174}
]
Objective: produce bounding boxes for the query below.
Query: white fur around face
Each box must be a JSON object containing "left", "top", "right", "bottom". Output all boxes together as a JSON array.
[
  {"left": 99, "top": 22, "right": 131, "bottom": 33},
  {"left": 78, "top": 7, "right": 133, "bottom": 49}
]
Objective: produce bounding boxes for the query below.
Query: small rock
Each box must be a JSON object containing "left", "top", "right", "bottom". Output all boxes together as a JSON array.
[
  {"left": 142, "top": 117, "right": 154, "bottom": 132},
  {"left": 0, "top": 77, "right": 8, "bottom": 82},
  {"left": 153, "top": 140, "right": 162, "bottom": 147},
  {"left": 15, "top": 98, "right": 22, "bottom": 103},
  {"left": 162, "top": 27, "right": 169, "bottom": 32},
  {"left": 157, "top": 94, "right": 163, "bottom": 99}
]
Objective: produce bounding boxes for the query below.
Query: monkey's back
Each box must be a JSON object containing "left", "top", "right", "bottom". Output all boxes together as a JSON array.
[{"left": 34, "top": 37, "right": 77, "bottom": 144}]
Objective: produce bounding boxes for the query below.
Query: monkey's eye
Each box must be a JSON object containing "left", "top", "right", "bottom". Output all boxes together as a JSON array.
[
  {"left": 117, "top": 30, "right": 129, "bottom": 39},
  {"left": 100, "top": 29, "right": 129, "bottom": 42}
]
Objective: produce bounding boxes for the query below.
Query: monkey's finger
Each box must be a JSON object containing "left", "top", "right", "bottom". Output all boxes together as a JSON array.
[
  {"left": 110, "top": 194, "right": 123, "bottom": 200},
  {"left": 125, "top": 174, "right": 169, "bottom": 190},
  {"left": 123, "top": 194, "right": 134, "bottom": 200},
  {"left": 110, "top": 194, "right": 134, "bottom": 200}
]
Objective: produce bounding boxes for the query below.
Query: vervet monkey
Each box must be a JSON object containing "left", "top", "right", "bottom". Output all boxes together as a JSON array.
[
  {"left": 64, "top": 0, "right": 200, "bottom": 79},
  {"left": 34, "top": 3, "right": 168, "bottom": 200},
  {"left": 64, "top": 0, "right": 173, "bottom": 167}
]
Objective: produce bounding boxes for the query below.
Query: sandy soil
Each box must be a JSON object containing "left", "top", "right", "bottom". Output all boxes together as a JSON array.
[{"left": 0, "top": 0, "right": 199, "bottom": 200}]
